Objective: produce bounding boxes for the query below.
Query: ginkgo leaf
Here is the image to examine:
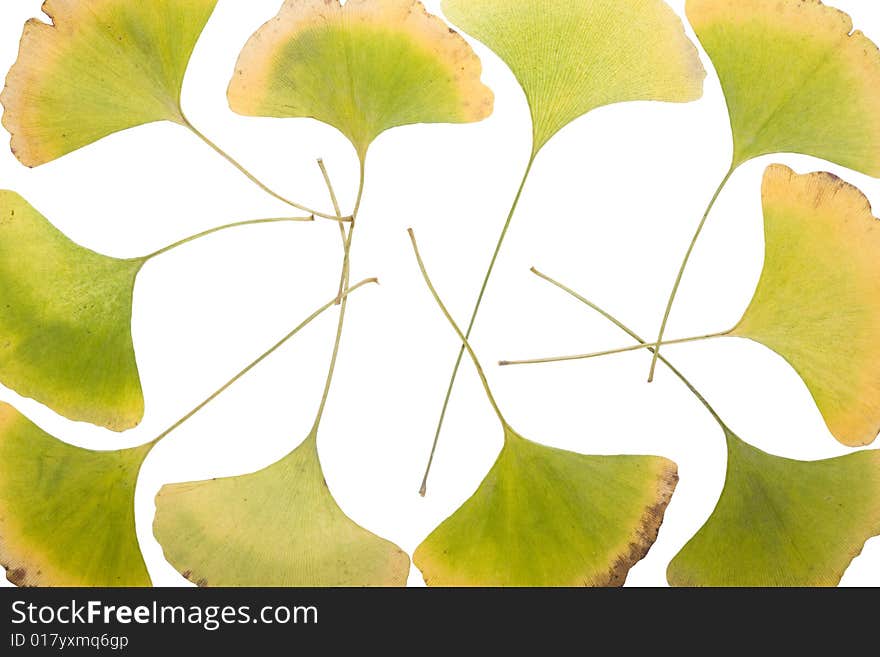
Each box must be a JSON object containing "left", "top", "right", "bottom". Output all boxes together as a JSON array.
[
  {"left": 668, "top": 430, "right": 880, "bottom": 587},
  {"left": 153, "top": 429, "right": 410, "bottom": 587},
  {"left": 227, "top": 0, "right": 493, "bottom": 158},
  {"left": 413, "top": 425, "right": 677, "bottom": 587},
  {"left": 0, "top": 402, "right": 152, "bottom": 587},
  {"left": 687, "top": 0, "right": 880, "bottom": 175},
  {"left": 730, "top": 165, "right": 880, "bottom": 447},
  {"left": 442, "top": 0, "right": 705, "bottom": 153},
  {"left": 0, "top": 191, "right": 144, "bottom": 431},
  {"left": 0, "top": 0, "right": 218, "bottom": 166}
]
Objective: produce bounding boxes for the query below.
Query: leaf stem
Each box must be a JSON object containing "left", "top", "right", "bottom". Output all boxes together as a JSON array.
[
  {"left": 419, "top": 153, "right": 537, "bottom": 496},
  {"left": 147, "top": 277, "right": 378, "bottom": 449},
  {"left": 317, "top": 159, "right": 350, "bottom": 305},
  {"left": 180, "top": 113, "right": 348, "bottom": 222},
  {"left": 318, "top": 159, "right": 349, "bottom": 251},
  {"left": 142, "top": 216, "right": 314, "bottom": 261},
  {"left": 311, "top": 159, "right": 367, "bottom": 431},
  {"left": 499, "top": 330, "right": 730, "bottom": 366},
  {"left": 647, "top": 165, "right": 736, "bottom": 382},
  {"left": 530, "top": 267, "right": 728, "bottom": 431},
  {"left": 408, "top": 229, "right": 508, "bottom": 427}
]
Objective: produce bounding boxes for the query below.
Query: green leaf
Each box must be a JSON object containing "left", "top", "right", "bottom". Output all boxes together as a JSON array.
[
  {"left": 0, "top": 191, "right": 144, "bottom": 431},
  {"left": 686, "top": 0, "right": 880, "bottom": 174},
  {"left": 227, "top": 0, "right": 494, "bottom": 158},
  {"left": 0, "top": 0, "right": 218, "bottom": 166},
  {"left": 668, "top": 430, "right": 880, "bottom": 587},
  {"left": 153, "top": 429, "right": 410, "bottom": 586},
  {"left": 442, "top": 0, "right": 705, "bottom": 153},
  {"left": 414, "top": 425, "right": 677, "bottom": 586},
  {"left": 731, "top": 165, "right": 880, "bottom": 447},
  {"left": 0, "top": 402, "right": 152, "bottom": 586}
]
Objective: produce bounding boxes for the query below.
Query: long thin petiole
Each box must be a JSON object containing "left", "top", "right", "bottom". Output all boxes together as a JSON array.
[
  {"left": 148, "top": 277, "right": 378, "bottom": 448},
  {"left": 335, "top": 160, "right": 366, "bottom": 304},
  {"left": 317, "top": 159, "right": 350, "bottom": 305},
  {"left": 409, "top": 229, "right": 508, "bottom": 427},
  {"left": 143, "top": 216, "right": 314, "bottom": 261},
  {"left": 311, "top": 159, "right": 367, "bottom": 430},
  {"left": 531, "top": 267, "right": 728, "bottom": 430},
  {"left": 180, "top": 113, "right": 347, "bottom": 222},
  {"left": 499, "top": 330, "right": 730, "bottom": 367},
  {"left": 318, "top": 159, "right": 348, "bottom": 250},
  {"left": 647, "top": 165, "right": 736, "bottom": 382},
  {"left": 420, "top": 153, "right": 537, "bottom": 496}
]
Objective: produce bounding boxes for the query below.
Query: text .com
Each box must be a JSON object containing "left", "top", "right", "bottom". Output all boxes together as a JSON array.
[{"left": 11, "top": 600, "right": 318, "bottom": 632}]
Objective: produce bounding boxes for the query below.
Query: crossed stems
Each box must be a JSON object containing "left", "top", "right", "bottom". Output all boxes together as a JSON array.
[
  {"left": 500, "top": 265, "right": 736, "bottom": 367},
  {"left": 501, "top": 267, "right": 729, "bottom": 432},
  {"left": 141, "top": 113, "right": 356, "bottom": 262},
  {"left": 408, "top": 232, "right": 729, "bottom": 444},
  {"left": 136, "top": 160, "right": 369, "bottom": 453},
  {"left": 647, "top": 165, "right": 737, "bottom": 382},
  {"left": 419, "top": 153, "right": 538, "bottom": 496},
  {"left": 418, "top": 149, "right": 738, "bottom": 494}
]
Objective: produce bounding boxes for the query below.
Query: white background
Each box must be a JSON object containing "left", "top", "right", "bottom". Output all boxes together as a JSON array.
[{"left": 1, "top": 0, "right": 879, "bottom": 588}]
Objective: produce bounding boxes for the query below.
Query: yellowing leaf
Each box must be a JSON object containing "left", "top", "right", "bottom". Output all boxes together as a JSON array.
[
  {"left": 0, "top": 0, "right": 218, "bottom": 166},
  {"left": 442, "top": 0, "right": 705, "bottom": 152},
  {"left": 731, "top": 165, "right": 880, "bottom": 447},
  {"left": 668, "top": 430, "right": 880, "bottom": 587},
  {"left": 227, "top": 0, "right": 493, "bottom": 158},
  {"left": 153, "top": 429, "right": 410, "bottom": 586},
  {"left": 687, "top": 0, "right": 880, "bottom": 174},
  {"left": 0, "top": 191, "right": 144, "bottom": 431},
  {"left": 0, "top": 403, "right": 152, "bottom": 587},
  {"left": 414, "top": 426, "right": 677, "bottom": 587}
]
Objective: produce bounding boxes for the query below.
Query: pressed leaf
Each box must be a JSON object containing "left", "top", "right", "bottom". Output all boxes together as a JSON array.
[
  {"left": 414, "top": 425, "right": 677, "bottom": 587},
  {"left": 731, "top": 165, "right": 880, "bottom": 447},
  {"left": 0, "top": 402, "right": 152, "bottom": 587},
  {"left": 687, "top": 0, "right": 880, "bottom": 174},
  {"left": 442, "top": 0, "right": 705, "bottom": 152},
  {"left": 0, "top": 191, "right": 144, "bottom": 431},
  {"left": 0, "top": 0, "right": 218, "bottom": 166},
  {"left": 668, "top": 430, "right": 880, "bottom": 587},
  {"left": 153, "top": 429, "right": 410, "bottom": 587},
  {"left": 227, "top": 0, "right": 493, "bottom": 158}
]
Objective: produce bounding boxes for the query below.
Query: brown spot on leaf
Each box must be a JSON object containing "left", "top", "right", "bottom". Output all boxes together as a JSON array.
[
  {"left": 596, "top": 464, "right": 679, "bottom": 587},
  {"left": 8, "top": 567, "right": 27, "bottom": 585}
]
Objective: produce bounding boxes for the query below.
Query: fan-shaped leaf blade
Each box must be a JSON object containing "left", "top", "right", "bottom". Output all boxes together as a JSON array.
[
  {"left": 414, "top": 426, "right": 677, "bottom": 586},
  {"left": 228, "top": 0, "right": 493, "bottom": 157},
  {"left": 154, "top": 430, "right": 410, "bottom": 587},
  {"left": 0, "top": 191, "right": 144, "bottom": 431},
  {"left": 1, "top": 0, "right": 218, "bottom": 166}
]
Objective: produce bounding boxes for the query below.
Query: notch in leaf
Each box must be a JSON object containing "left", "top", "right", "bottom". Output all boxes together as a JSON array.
[
  {"left": 408, "top": 229, "right": 678, "bottom": 586},
  {"left": 0, "top": 0, "right": 219, "bottom": 166},
  {"left": 442, "top": 0, "right": 705, "bottom": 153},
  {"left": 688, "top": 0, "right": 880, "bottom": 173},
  {"left": 227, "top": 0, "right": 494, "bottom": 159}
]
